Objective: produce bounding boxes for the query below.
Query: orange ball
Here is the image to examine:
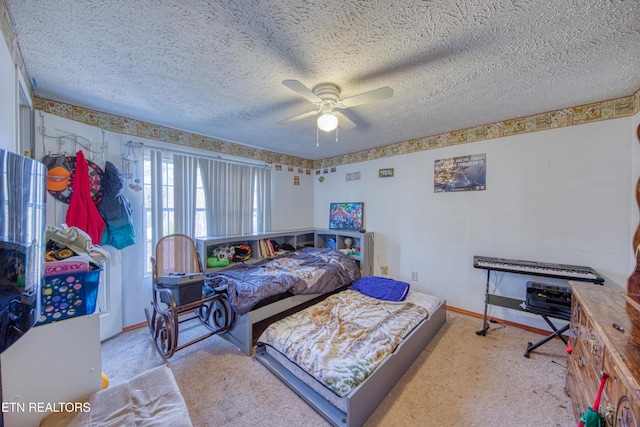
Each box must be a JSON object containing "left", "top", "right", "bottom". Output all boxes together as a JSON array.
[{"left": 101, "top": 372, "right": 109, "bottom": 389}]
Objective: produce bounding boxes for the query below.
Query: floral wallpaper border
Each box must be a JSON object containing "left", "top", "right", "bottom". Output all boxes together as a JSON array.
[
  {"left": 314, "top": 90, "right": 640, "bottom": 169},
  {"left": 35, "top": 90, "right": 639, "bottom": 171},
  {"left": 33, "top": 97, "right": 314, "bottom": 169}
]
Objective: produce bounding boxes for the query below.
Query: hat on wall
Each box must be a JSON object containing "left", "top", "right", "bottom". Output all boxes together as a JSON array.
[{"left": 42, "top": 155, "right": 71, "bottom": 192}]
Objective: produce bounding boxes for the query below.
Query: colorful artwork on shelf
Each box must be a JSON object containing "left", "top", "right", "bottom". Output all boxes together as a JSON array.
[{"left": 329, "top": 202, "right": 364, "bottom": 231}]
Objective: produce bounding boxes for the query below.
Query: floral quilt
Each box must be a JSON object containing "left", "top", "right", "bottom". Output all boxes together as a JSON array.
[{"left": 257, "top": 289, "right": 429, "bottom": 397}]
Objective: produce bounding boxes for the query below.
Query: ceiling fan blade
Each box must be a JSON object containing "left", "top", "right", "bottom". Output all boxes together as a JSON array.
[
  {"left": 334, "top": 111, "right": 356, "bottom": 130},
  {"left": 277, "top": 109, "right": 319, "bottom": 125},
  {"left": 339, "top": 86, "right": 393, "bottom": 109},
  {"left": 282, "top": 80, "right": 322, "bottom": 103}
]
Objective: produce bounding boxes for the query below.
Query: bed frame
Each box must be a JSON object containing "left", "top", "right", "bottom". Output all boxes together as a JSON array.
[
  {"left": 254, "top": 299, "right": 447, "bottom": 427},
  {"left": 221, "top": 292, "right": 335, "bottom": 356},
  {"left": 197, "top": 230, "right": 374, "bottom": 355}
]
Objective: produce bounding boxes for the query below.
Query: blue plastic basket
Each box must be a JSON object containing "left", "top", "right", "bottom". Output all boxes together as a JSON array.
[{"left": 37, "top": 268, "right": 102, "bottom": 325}]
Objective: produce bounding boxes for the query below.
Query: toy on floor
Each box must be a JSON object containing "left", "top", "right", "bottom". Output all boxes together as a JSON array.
[{"left": 101, "top": 372, "right": 109, "bottom": 389}]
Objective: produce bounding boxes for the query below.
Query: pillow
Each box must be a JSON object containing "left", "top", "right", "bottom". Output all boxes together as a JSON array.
[{"left": 350, "top": 276, "right": 410, "bottom": 302}]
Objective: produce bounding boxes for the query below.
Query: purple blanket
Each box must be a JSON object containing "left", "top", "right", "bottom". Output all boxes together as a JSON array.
[{"left": 205, "top": 247, "right": 361, "bottom": 315}]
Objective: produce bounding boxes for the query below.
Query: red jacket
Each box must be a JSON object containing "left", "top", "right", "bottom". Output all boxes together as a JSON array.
[{"left": 66, "top": 150, "right": 105, "bottom": 245}]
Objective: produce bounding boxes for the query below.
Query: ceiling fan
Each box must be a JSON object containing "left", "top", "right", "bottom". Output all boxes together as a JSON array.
[{"left": 277, "top": 80, "right": 393, "bottom": 132}]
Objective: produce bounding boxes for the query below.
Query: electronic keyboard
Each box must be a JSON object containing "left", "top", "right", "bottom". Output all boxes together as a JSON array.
[{"left": 473, "top": 256, "right": 604, "bottom": 283}]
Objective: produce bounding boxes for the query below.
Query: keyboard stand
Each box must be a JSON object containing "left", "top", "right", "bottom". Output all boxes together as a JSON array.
[
  {"left": 473, "top": 255, "right": 603, "bottom": 357},
  {"left": 474, "top": 265, "right": 571, "bottom": 357},
  {"left": 475, "top": 269, "right": 528, "bottom": 337},
  {"left": 476, "top": 269, "right": 495, "bottom": 336},
  {"left": 524, "top": 313, "right": 569, "bottom": 358}
]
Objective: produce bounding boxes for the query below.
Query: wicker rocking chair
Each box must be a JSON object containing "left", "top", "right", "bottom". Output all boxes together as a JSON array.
[{"left": 144, "top": 234, "right": 234, "bottom": 359}]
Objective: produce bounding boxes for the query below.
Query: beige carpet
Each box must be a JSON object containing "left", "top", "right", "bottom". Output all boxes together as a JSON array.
[{"left": 101, "top": 311, "right": 575, "bottom": 426}]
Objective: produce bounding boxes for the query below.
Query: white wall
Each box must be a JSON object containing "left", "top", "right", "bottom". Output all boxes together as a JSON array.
[
  {"left": 270, "top": 166, "right": 314, "bottom": 231},
  {"left": 314, "top": 117, "right": 636, "bottom": 330}
]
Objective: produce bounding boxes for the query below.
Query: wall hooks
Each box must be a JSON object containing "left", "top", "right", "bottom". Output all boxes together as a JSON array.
[
  {"left": 122, "top": 141, "right": 143, "bottom": 192},
  {"left": 37, "top": 112, "right": 107, "bottom": 163}
]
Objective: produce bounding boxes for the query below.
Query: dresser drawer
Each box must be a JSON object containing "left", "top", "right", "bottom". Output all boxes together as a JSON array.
[
  {"left": 614, "top": 395, "right": 639, "bottom": 427},
  {"left": 568, "top": 297, "right": 583, "bottom": 346},
  {"left": 603, "top": 358, "right": 640, "bottom": 427},
  {"left": 567, "top": 342, "right": 601, "bottom": 421},
  {"left": 572, "top": 317, "right": 605, "bottom": 376},
  {"left": 567, "top": 283, "right": 640, "bottom": 427}
]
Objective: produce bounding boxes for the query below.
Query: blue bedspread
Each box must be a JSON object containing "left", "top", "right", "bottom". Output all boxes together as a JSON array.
[{"left": 204, "top": 247, "right": 361, "bottom": 315}]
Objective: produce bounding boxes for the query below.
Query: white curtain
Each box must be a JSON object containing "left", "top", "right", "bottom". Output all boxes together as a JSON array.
[
  {"left": 173, "top": 153, "right": 198, "bottom": 237},
  {"left": 148, "top": 148, "right": 164, "bottom": 248},
  {"left": 254, "top": 166, "right": 271, "bottom": 232},
  {"left": 198, "top": 158, "right": 271, "bottom": 236}
]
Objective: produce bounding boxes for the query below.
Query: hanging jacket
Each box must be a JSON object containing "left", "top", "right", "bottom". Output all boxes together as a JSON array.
[
  {"left": 97, "top": 161, "right": 135, "bottom": 250},
  {"left": 66, "top": 150, "right": 105, "bottom": 245}
]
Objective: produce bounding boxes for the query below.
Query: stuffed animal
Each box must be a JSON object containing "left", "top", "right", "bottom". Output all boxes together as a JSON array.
[{"left": 207, "top": 245, "right": 234, "bottom": 268}]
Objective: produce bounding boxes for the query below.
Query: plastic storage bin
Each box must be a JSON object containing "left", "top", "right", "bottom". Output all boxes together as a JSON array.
[
  {"left": 158, "top": 280, "right": 204, "bottom": 306},
  {"left": 37, "top": 268, "right": 102, "bottom": 325}
]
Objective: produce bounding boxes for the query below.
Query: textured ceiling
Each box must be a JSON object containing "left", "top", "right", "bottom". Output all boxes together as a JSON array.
[{"left": 6, "top": 0, "right": 640, "bottom": 161}]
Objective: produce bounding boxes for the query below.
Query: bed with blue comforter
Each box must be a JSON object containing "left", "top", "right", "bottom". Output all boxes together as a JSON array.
[{"left": 204, "top": 247, "right": 361, "bottom": 315}]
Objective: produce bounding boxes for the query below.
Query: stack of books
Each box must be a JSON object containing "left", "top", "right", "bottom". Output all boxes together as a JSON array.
[{"left": 258, "top": 239, "right": 276, "bottom": 258}]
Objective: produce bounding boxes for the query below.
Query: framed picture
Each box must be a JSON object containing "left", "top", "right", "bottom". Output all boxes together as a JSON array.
[
  {"left": 329, "top": 202, "right": 364, "bottom": 231},
  {"left": 345, "top": 171, "right": 361, "bottom": 181},
  {"left": 434, "top": 153, "right": 486, "bottom": 193},
  {"left": 379, "top": 168, "right": 394, "bottom": 178}
]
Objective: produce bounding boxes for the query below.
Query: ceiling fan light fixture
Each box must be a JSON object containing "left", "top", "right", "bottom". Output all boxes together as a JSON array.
[{"left": 317, "top": 113, "right": 338, "bottom": 132}]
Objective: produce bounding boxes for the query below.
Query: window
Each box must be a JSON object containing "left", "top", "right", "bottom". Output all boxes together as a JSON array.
[
  {"left": 143, "top": 155, "right": 176, "bottom": 273},
  {"left": 143, "top": 156, "right": 153, "bottom": 273},
  {"left": 161, "top": 159, "right": 174, "bottom": 237},
  {"left": 195, "top": 168, "right": 207, "bottom": 238},
  {"left": 143, "top": 149, "right": 271, "bottom": 274}
]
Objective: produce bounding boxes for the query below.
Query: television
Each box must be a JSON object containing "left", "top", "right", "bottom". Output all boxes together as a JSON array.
[{"left": 329, "top": 202, "right": 364, "bottom": 231}]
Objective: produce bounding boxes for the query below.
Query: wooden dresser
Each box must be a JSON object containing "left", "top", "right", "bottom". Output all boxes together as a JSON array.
[{"left": 566, "top": 282, "right": 640, "bottom": 426}]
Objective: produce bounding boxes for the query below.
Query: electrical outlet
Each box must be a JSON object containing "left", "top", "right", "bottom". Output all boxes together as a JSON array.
[
  {"left": 411, "top": 272, "right": 418, "bottom": 281},
  {"left": 381, "top": 266, "right": 388, "bottom": 276}
]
